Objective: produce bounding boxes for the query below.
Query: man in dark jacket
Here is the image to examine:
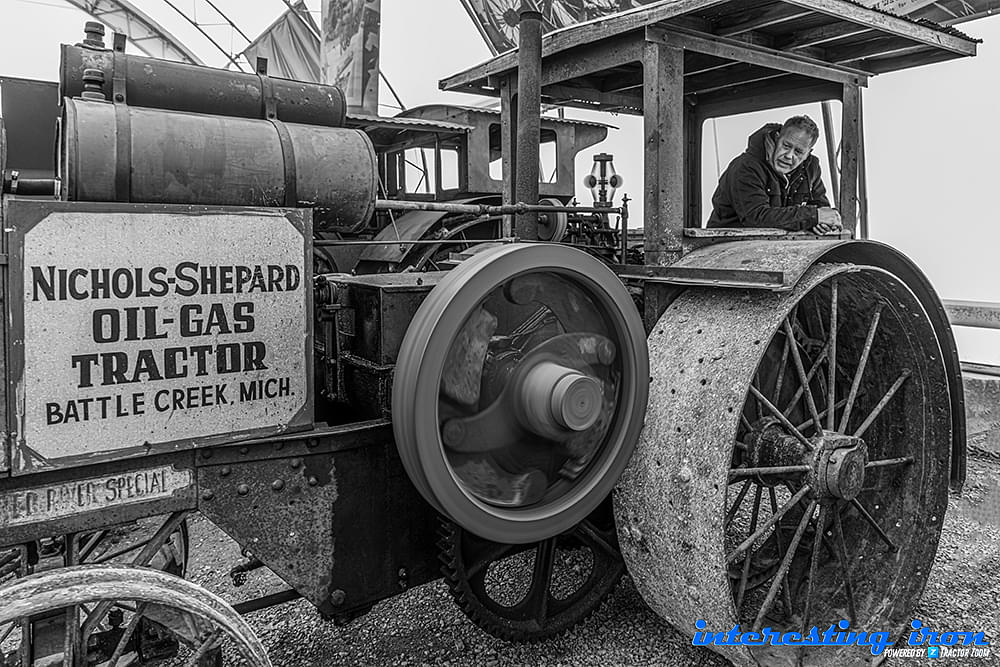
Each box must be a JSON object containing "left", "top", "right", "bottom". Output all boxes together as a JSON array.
[{"left": 707, "top": 116, "right": 842, "bottom": 233}]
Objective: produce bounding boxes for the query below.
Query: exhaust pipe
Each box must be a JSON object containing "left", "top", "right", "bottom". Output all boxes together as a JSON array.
[{"left": 515, "top": 2, "right": 543, "bottom": 240}]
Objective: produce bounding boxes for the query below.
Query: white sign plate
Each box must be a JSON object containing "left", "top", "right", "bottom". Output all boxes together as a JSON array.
[
  {"left": 0, "top": 465, "right": 194, "bottom": 527},
  {"left": 12, "top": 207, "right": 311, "bottom": 472}
]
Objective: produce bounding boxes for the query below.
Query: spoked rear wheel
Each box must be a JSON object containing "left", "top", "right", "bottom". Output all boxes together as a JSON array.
[{"left": 616, "top": 263, "right": 953, "bottom": 666}]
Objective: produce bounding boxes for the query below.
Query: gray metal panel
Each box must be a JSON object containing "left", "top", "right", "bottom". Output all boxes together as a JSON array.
[{"left": 659, "top": 239, "right": 853, "bottom": 289}]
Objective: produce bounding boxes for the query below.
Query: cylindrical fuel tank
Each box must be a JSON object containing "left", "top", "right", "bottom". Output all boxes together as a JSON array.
[
  {"left": 61, "top": 98, "right": 376, "bottom": 229},
  {"left": 61, "top": 44, "right": 347, "bottom": 127}
]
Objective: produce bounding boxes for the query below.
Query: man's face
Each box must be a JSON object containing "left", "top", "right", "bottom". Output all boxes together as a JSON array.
[{"left": 770, "top": 127, "right": 814, "bottom": 174}]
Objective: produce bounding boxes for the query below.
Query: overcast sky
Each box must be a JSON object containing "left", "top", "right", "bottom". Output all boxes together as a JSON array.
[{"left": 2, "top": 0, "right": 998, "bottom": 361}]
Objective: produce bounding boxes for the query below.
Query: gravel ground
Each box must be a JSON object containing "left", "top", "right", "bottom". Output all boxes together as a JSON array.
[{"left": 185, "top": 456, "right": 1000, "bottom": 667}]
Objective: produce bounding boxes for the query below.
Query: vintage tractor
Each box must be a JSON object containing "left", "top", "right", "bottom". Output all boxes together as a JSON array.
[{"left": 0, "top": 1, "right": 975, "bottom": 665}]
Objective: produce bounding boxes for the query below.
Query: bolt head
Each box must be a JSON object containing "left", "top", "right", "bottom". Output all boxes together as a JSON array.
[
  {"left": 220, "top": 466, "right": 231, "bottom": 477},
  {"left": 201, "top": 490, "right": 214, "bottom": 501},
  {"left": 237, "top": 484, "right": 250, "bottom": 496},
  {"left": 442, "top": 420, "right": 466, "bottom": 447},
  {"left": 330, "top": 589, "right": 346, "bottom": 606},
  {"left": 271, "top": 479, "right": 285, "bottom": 492}
]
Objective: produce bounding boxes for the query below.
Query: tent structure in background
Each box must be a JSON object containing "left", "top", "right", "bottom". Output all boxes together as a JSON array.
[
  {"left": 240, "top": 0, "right": 322, "bottom": 82},
  {"left": 458, "top": 0, "right": 649, "bottom": 54}
]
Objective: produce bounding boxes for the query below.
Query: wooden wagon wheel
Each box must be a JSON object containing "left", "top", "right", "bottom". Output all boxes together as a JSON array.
[
  {"left": 0, "top": 564, "right": 268, "bottom": 667},
  {"left": 0, "top": 512, "right": 264, "bottom": 666}
]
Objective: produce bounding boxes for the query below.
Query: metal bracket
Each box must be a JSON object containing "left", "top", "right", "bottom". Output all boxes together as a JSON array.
[
  {"left": 255, "top": 57, "right": 298, "bottom": 207},
  {"left": 111, "top": 38, "right": 131, "bottom": 202}
]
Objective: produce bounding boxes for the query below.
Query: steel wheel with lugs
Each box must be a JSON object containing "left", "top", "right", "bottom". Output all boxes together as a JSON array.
[{"left": 615, "top": 263, "right": 954, "bottom": 666}]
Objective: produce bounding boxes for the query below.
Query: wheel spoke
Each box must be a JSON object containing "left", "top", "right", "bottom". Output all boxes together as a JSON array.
[
  {"left": 866, "top": 456, "right": 914, "bottom": 469},
  {"left": 852, "top": 370, "right": 911, "bottom": 439},
  {"left": 575, "top": 519, "right": 620, "bottom": 561},
  {"left": 78, "top": 530, "right": 110, "bottom": 563},
  {"left": 83, "top": 511, "right": 190, "bottom": 646},
  {"left": 62, "top": 606, "right": 79, "bottom": 667},
  {"left": 528, "top": 538, "right": 557, "bottom": 623},
  {"left": 729, "top": 465, "right": 812, "bottom": 480},
  {"left": 833, "top": 508, "right": 858, "bottom": 624},
  {"left": 794, "top": 398, "right": 847, "bottom": 433},
  {"left": 839, "top": 305, "right": 883, "bottom": 432},
  {"left": 752, "top": 500, "right": 817, "bottom": 632},
  {"left": 0, "top": 621, "right": 17, "bottom": 644},
  {"left": 851, "top": 499, "right": 899, "bottom": 552},
  {"left": 773, "top": 338, "right": 790, "bottom": 404},
  {"left": 92, "top": 540, "right": 150, "bottom": 564},
  {"left": 782, "top": 318, "right": 823, "bottom": 433},
  {"left": 735, "top": 485, "right": 764, "bottom": 610},
  {"left": 812, "top": 298, "right": 825, "bottom": 341},
  {"left": 748, "top": 386, "right": 814, "bottom": 453},
  {"left": 768, "top": 487, "right": 794, "bottom": 618},
  {"left": 826, "top": 281, "right": 838, "bottom": 431},
  {"left": 466, "top": 541, "right": 518, "bottom": 579},
  {"left": 725, "top": 481, "right": 752, "bottom": 530},
  {"left": 0, "top": 550, "right": 20, "bottom": 569},
  {"left": 106, "top": 602, "right": 148, "bottom": 667},
  {"left": 183, "top": 629, "right": 224, "bottom": 667},
  {"left": 801, "top": 504, "right": 828, "bottom": 632},
  {"left": 726, "top": 484, "right": 812, "bottom": 564},
  {"left": 781, "top": 343, "right": 828, "bottom": 419}
]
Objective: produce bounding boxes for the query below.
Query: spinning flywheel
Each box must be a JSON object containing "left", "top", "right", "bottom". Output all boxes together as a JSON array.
[{"left": 392, "top": 243, "right": 648, "bottom": 544}]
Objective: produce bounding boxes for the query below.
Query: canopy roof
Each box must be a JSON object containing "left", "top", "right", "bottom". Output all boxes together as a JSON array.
[{"left": 441, "top": 0, "right": 979, "bottom": 114}]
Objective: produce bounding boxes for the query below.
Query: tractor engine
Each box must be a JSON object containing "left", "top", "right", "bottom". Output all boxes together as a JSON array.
[{"left": 1, "top": 28, "right": 649, "bottom": 552}]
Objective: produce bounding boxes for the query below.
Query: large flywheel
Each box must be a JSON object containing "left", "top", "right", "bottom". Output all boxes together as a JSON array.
[
  {"left": 393, "top": 243, "right": 648, "bottom": 544},
  {"left": 615, "top": 262, "right": 954, "bottom": 666}
]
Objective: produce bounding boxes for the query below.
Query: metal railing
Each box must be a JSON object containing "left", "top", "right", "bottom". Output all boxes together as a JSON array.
[{"left": 943, "top": 300, "right": 1000, "bottom": 378}]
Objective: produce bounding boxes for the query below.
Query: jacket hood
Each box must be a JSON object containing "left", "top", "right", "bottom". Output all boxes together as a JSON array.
[{"left": 746, "top": 123, "right": 782, "bottom": 162}]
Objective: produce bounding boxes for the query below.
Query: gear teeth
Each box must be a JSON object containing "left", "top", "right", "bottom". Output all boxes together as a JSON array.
[{"left": 436, "top": 512, "right": 624, "bottom": 643}]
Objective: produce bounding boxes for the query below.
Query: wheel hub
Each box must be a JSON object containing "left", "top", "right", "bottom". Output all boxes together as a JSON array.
[
  {"left": 519, "top": 362, "right": 605, "bottom": 434},
  {"left": 743, "top": 422, "right": 868, "bottom": 500},
  {"left": 813, "top": 433, "right": 868, "bottom": 501},
  {"left": 744, "top": 419, "right": 808, "bottom": 469}
]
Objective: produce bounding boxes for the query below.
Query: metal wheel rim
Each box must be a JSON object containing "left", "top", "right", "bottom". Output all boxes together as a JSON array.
[
  {"left": 0, "top": 564, "right": 269, "bottom": 666},
  {"left": 393, "top": 243, "right": 648, "bottom": 543},
  {"left": 616, "top": 263, "right": 953, "bottom": 666}
]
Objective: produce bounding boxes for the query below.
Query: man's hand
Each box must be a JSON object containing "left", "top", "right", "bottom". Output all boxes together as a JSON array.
[{"left": 810, "top": 207, "right": 843, "bottom": 235}]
